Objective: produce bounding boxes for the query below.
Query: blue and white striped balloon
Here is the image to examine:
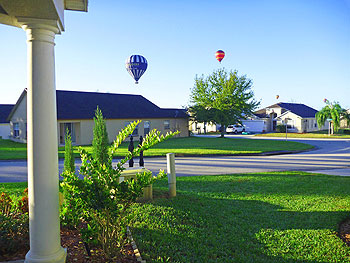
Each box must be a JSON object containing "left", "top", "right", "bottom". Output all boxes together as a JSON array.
[{"left": 125, "top": 55, "right": 148, "bottom": 84}]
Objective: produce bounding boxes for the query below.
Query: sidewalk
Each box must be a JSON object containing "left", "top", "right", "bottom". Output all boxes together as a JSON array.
[{"left": 306, "top": 168, "right": 350, "bottom": 176}]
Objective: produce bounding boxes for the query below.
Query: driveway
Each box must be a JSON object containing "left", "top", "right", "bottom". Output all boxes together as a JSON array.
[{"left": 0, "top": 136, "right": 349, "bottom": 182}]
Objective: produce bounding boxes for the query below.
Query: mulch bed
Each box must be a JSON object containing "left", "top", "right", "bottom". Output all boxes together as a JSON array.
[
  {"left": 338, "top": 217, "right": 350, "bottom": 247},
  {"left": 0, "top": 227, "right": 137, "bottom": 263}
]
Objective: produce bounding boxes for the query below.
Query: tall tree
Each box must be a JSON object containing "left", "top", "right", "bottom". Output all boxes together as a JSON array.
[
  {"left": 189, "top": 68, "right": 260, "bottom": 137},
  {"left": 315, "top": 100, "right": 342, "bottom": 134},
  {"left": 92, "top": 106, "right": 110, "bottom": 166}
]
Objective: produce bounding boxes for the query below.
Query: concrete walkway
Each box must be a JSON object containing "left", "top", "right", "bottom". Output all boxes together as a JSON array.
[{"left": 305, "top": 168, "right": 350, "bottom": 176}]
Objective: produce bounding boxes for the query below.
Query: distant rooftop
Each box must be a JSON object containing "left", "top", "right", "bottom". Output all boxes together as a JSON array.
[
  {"left": 255, "top": 102, "right": 318, "bottom": 118},
  {"left": 55, "top": 90, "right": 188, "bottom": 119}
]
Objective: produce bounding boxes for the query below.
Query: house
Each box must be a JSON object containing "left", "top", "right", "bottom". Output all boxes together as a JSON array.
[
  {"left": 254, "top": 102, "right": 328, "bottom": 133},
  {"left": 0, "top": 104, "right": 14, "bottom": 139},
  {"left": 340, "top": 109, "right": 350, "bottom": 129},
  {"left": 8, "top": 90, "right": 189, "bottom": 145}
]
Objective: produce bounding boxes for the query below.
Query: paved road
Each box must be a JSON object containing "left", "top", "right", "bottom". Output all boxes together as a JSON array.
[
  {"left": 0, "top": 135, "right": 349, "bottom": 182},
  {"left": 144, "top": 136, "right": 350, "bottom": 176}
]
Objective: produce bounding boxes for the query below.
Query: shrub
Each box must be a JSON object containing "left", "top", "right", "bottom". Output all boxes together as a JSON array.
[
  {"left": 0, "top": 189, "right": 29, "bottom": 256},
  {"left": 342, "top": 129, "right": 350, "bottom": 135},
  {"left": 276, "top": 124, "right": 286, "bottom": 133},
  {"left": 61, "top": 110, "right": 179, "bottom": 260},
  {"left": 92, "top": 107, "right": 110, "bottom": 166},
  {"left": 63, "top": 129, "right": 75, "bottom": 174}
]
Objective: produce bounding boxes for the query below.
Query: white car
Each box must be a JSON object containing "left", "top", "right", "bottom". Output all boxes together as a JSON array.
[{"left": 226, "top": 124, "right": 245, "bottom": 134}]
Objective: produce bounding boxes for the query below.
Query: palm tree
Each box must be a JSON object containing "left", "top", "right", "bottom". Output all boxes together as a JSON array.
[{"left": 315, "top": 100, "right": 342, "bottom": 134}]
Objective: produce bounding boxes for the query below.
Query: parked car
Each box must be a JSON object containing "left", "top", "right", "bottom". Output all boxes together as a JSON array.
[{"left": 226, "top": 124, "right": 245, "bottom": 134}]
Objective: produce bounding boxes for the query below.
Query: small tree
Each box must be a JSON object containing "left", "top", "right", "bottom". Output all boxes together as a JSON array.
[
  {"left": 63, "top": 129, "right": 75, "bottom": 173},
  {"left": 92, "top": 107, "right": 110, "bottom": 166},
  {"left": 61, "top": 117, "right": 179, "bottom": 260},
  {"left": 189, "top": 68, "right": 260, "bottom": 137},
  {"left": 316, "top": 100, "right": 342, "bottom": 134}
]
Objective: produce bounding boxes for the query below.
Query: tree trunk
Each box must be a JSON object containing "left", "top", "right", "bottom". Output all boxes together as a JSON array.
[
  {"left": 331, "top": 122, "right": 334, "bottom": 135},
  {"left": 220, "top": 125, "right": 225, "bottom": 138}
]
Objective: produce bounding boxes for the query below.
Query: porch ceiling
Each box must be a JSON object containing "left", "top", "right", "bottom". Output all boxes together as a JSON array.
[{"left": 0, "top": 0, "right": 87, "bottom": 29}]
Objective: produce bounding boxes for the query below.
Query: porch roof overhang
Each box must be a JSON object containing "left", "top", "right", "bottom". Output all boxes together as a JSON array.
[{"left": 0, "top": 0, "right": 87, "bottom": 30}]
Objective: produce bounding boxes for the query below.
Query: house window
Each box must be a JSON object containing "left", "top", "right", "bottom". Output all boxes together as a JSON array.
[
  {"left": 286, "top": 119, "right": 294, "bottom": 129},
  {"left": 13, "top": 123, "right": 20, "bottom": 138},
  {"left": 164, "top": 120, "right": 170, "bottom": 130},
  {"left": 125, "top": 121, "right": 138, "bottom": 136},
  {"left": 144, "top": 121, "right": 150, "bottom": 136}
]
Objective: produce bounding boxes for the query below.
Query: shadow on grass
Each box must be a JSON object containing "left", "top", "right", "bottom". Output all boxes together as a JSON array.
[{"left": 131, "top": 174, "right": 350, "bottom": 263}]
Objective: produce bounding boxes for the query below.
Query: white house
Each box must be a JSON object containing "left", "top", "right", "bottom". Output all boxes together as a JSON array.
[
  {"left": 254, "top": 102, "right": 328, "bottom": 133},
  {"left": 190, "top": 102, "right": 327, "bottom": 134}
]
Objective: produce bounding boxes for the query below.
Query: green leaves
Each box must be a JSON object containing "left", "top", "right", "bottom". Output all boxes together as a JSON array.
[
  {"left": 92, "top": 107, "right": 110, "bottom": 166},
  {"left": 316, "top": 101, "right": 345, "bottom": 133},
  {"left": 189, "top": 68, "right": 260, "bottom": 137},
  {"left": 60, "top": 109, "right": 178, "bottom": 259},
  {"left": 63, "top": 129, "right": 75, "bottom": 174}
]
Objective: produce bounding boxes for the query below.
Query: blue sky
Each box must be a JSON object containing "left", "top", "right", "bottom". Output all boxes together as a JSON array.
[{"left": 0, "top": 0, "right": 349, "bottom": 111}]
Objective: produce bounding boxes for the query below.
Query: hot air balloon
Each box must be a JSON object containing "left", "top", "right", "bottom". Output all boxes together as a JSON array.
[
  {"left": 276, "top": 95, "right": 279, "bottom": 99},
  {"left": 323, "top": 98, "right": 328, "bottom": 103},
  {"left": 215, "top": 50, "right": 225, "bottom": 63},
  {"left": 125, "top": 55, "right": 148, "bottom": 84}
]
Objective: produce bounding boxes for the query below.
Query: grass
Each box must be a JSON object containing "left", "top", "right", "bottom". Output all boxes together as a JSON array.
[
  {"left": 256, "top": 129, "right": 350, "bottom": 139},
  {"left": 2, "top": 172, "right": 350, "bottom": 262},
  {"left": 0, "top": 182, "right": 27, "bottom": 195},
  {"left": 0, "top": 139, "right": 27, "bottom": 160},
  {"left": 130, "top": 171, "right": 350, "bottom": 263},
  {"left": 0, "top": 137, "right": 313, "bottom": 160}
]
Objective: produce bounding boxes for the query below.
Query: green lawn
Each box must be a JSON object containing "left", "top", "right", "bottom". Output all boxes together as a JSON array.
[
  {"left": 0, "top": 137, "right": 313, "bottom": 160},
  {"left": 0, "top": 139, "right": 27, "bottom": 160},
  {"left": 130, "top": 172, "right": 350, "bottom": 263},
  {"left": 0, "top": 182, "right": 27, "bottom": 195},
  {"left": 2, "top": 172, "right": 350, "bottom": 262}
]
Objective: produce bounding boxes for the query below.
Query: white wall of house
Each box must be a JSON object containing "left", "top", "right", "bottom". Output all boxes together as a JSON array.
[
  {"left": 190, "top": 121, "right": 218, "bottom": 134},
  {"left": 241, "top": 120, "right": 266, "bottom": 133},
  {"left": 0, "top": 123, "right": 11, "bottom": 139},
  {"left": 9, "top": 95, "right": 27, "bottom": 143},
  {"left": 278, "top": 112, "right": 328, "bottom": 133},
  {"left": 341, "top": 118, "right": 350, "bottom": 129}
]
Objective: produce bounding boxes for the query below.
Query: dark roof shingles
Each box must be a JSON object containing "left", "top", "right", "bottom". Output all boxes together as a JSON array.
[
  {"left": 0, "top": 105, "right": 14, "bottom": 123},
  {"left": 277, "top": 103, "right": 318, "bottom": 118},
  {"left": 56, "top": 90, "right": 188, "bottom": 120},
  {"left": 254, "top": 102, "right": 318, "bottom": 118}
]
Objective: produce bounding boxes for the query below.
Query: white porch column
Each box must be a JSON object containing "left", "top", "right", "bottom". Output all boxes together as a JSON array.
[{"left": 20, "top": 19, "right": 66, "bottom": 263}]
